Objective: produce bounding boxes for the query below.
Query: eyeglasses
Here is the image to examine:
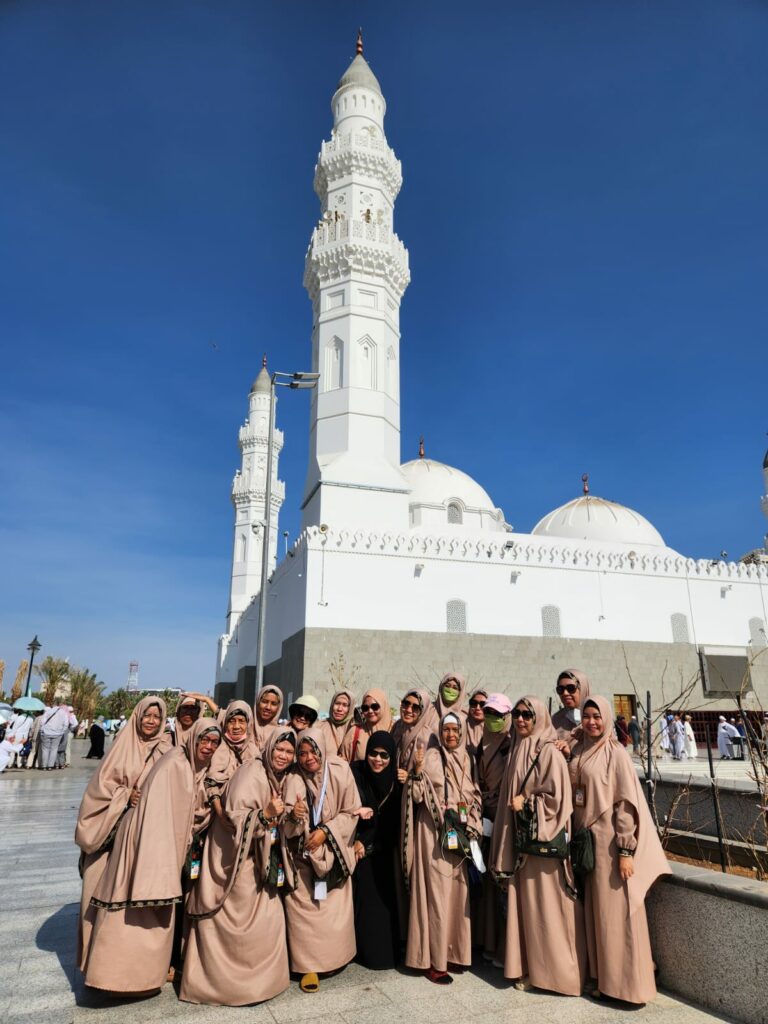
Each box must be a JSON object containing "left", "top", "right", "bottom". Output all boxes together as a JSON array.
[
  {"left": 511, "top": 708, "right": 534, "bottom": 721},
  {"left": 368, "top": 750, "right": 391, "bottom": 761},
  {"left": 400, "top": 699, "right": 421, "bottom": 710},
  {"left": 469, "top": 699, "right": 486, "bottom": 709},
  {"left": 361, "top": 703, "right": 380, "bottom": 713},
  {"left": 556, "top": 684, "right": 578, "bottom": 695}
]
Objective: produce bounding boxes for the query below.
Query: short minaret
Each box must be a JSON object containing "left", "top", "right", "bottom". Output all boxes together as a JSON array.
[
  {"left": 226, "top": 357, "right": 285, "bottom": 632},
  {"left": 302, "top": 32, "right": 411, "bottom": 530}
]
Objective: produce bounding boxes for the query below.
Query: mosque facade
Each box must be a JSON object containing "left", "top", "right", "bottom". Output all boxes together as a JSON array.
[{"left": 215, "top": 39, "right": 768, "bottom": 714}]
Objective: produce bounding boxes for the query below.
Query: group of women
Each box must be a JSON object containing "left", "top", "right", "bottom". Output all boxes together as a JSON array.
[{"left": 75, "top": 671, "right": 669, "bottom": 1007}]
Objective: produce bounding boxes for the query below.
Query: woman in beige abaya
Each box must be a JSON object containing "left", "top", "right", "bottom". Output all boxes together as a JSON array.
[
  {"left": 253, "top": 684, "right": 284, "bottom": 750},
  {"left": 319, "top": 689, "right": 356, "bottom": 756},
  {"left": 82, "top": 719, "right": 222, "bottom": 994},
  {"left": 75, "top": 696, "right": 172, "bottom": 969},
  {"left": 205, "top": 699, "right": 258, "bottom": 823},
  {"left": 491, "top": 696, "right": 586, "bottom": 995},
  {"left": 341, "top": 688, "right": 392, "bottom": 762},
  {"left": 403, "top": 712, "right": 482, "bottom": 984},
  {"left": 569, "top": 696, "right": 670, "bottom": 1004},
  {"left": 551, "top": 668, "right": 592, "bottom": 749},
  {"left": 283, "top": 726, "right": 362, "bottom": 992},
  {"left": 179, "top": 729, "right": 295, "bottom": 1004}
]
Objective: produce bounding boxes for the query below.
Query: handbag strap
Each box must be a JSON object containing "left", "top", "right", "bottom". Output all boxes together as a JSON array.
[{"left": 518, "top": 751, "right": 541, "bottom": 796}]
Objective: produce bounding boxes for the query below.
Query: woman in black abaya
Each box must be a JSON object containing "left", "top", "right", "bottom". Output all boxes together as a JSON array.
[{"left": 350, "top": 730, "right": 402, "bottom": 969}]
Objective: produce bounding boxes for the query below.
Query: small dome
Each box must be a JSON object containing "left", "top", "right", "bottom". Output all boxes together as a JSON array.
[
  {"left": 403, "top": 458, "right": 495, "bottom": 510},
  {"left": 532, "top": 495, "right": 665, "bottom": 548},
  {"left": 335, "top": 54, "right": 382, "bottom": 96},
  {"left": 250, "top": 365, "right": 270, "bottom": 395}
]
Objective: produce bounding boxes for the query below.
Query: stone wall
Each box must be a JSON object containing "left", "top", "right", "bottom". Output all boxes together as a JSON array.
[{"left": 262, "top": 626, "right": 768, "bottom": 710}]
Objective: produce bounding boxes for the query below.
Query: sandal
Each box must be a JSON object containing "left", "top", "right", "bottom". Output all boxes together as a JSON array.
[
  {"left": 513, "top": 977, "right": 532, "bottom": 992},
  {"left": 300, "top": 972, "right": 319, "bottom": 993},
  {"left": 426, "top": 967, "right": 453, "bottom": 985}
]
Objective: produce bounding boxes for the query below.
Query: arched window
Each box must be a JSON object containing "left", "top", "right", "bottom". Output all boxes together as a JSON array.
[
  {"left": 237, "top": 532, "right": 247, "bottom": 562},
  {"left": 354, "top": 335, "right": 377, "bottom": 389},
  {"left": 324, "top": 337, "right": 343, "bottom": 391},
  {"left": 446, "top": 599, "right": 467, "bottom": 634},
  {"left": 447, "top": 502, "right": 463, "bottom": 525},
  {"left": 749, "top": 617, "right": 766, "bottom": 648},
  {"left": 670, "top": 613, "right": 690, "bottom": 644},
  {"left": 541, "top": 605, "right": 562, "bottom": 638}
]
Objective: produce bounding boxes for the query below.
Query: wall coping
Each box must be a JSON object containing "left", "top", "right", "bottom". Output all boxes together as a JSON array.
[{"left": 661, "top": 859, "right": 768, "bottom": 910}]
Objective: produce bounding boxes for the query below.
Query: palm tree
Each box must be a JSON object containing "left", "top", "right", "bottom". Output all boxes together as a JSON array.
[
  {"left": 69, "top": 667, "right": 106, "bottom": 722},
  {"left": 34, "top": 656, "right": 70, "bottom": 705},
  {"left": 10, "top": 659, "right": 28, "bottom": 703}
]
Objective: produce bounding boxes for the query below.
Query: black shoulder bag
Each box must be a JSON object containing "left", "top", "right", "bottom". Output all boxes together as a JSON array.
[{"left": 514, "top": 752, "right": 569, "bottom": 859}]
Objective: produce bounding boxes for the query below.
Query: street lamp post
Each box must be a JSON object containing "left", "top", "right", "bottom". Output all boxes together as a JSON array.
[
  {"left": 255, "top": 370, "right": 319, "bottom": 689},
  {"left": 24, "top": 635, "right": 42, "bottom": 698}
]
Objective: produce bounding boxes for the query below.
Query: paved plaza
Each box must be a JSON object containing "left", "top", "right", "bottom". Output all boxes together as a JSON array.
[{"left": 1, "top": 743, "right": 737, "bottom": 1024}]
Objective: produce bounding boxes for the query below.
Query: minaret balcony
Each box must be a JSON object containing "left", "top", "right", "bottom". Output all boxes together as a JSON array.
[
  {"left": 303, "top": 226, "right": 410, "bottom": 299},
  {"left": 314, "top": 134, "right": 402, "bottom": 199}
]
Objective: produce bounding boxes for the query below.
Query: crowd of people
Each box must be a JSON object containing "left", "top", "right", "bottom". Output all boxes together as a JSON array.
[
  {"left": 73, "top": 670, "right": 671, "bottom": 1007},
  {"left": 0, "top": 701, "right": 79, "bottom": 772}
]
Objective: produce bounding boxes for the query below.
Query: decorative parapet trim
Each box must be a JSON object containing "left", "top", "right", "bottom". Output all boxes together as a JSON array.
[
  {"left": 314, "top": 133, "right": 402, "bottom": 199},
  {"left": 304, "top": 236, "right": 410, "bottom": 300}
]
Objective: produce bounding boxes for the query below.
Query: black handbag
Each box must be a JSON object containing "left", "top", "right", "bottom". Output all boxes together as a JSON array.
[
  {"left": 514, "top": 752, "right": 569, "bottom": 860},
  {"left": 570, "top": 827, "right": 595, "bottom": 876}
]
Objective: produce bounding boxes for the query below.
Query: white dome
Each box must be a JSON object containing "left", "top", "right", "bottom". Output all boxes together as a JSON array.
[
  {"left": 532, "top": 495, "right": 665, "bottom": 548},
  {"left": 402, "top": 458, "right": 505, "bottom": 531}
]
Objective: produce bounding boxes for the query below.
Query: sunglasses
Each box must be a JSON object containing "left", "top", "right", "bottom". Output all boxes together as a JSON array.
[
  {"left": 511, "top": 708, "right": 534, "bottom": 721},
  {"left": 368, "top": 749, "right": 391, "bottom": 761},
  {"left": 400, "top": 699, "right": 420, "bottom": 710},
  {"left": 469, "top": 699, "right": 486, "bottom": 709},
  {"left": 556, "top": 684, "right": 578, "bottom": 695},
  {"left": 361, "top": 703, "right": 380, "bottom": 713}
]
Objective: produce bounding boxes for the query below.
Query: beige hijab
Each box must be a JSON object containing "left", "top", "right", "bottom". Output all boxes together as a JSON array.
[
  {"left": 551, "top": 668, "right": 592, "bottom": 741},
  {"left": 434, "top": 672, "right": 468, "bottom": 720},
  {"left": 570, "top": 695, "right": 670, "bottom": 912},
  {"left": 206, "top": 700, "right": 258, "bottom": 790},
  {"left": 341, "top": 688, "right": 392, "bottom": 762},
  {"left": 490, "top": 696, "right": 568, "bottom": 878},
  {"left": 75, "top": 696, "right": 172, "bottom": 855},
  {"left": 475, "top": 707, "right": 512, "bottom": 820},
  {"left": 175, "top": 694, "right": 206, "bottom": 746},
  {"left": 465, "top": 686, "right": 488, "bottom": 755},
  {"left": 320, "top": 689, "right": 356, "bottom": 755},
  {"left": 253, "top": 685, "right": 284, "bottom": 749},
  {"left": 391, "top": 687, "right": 440, "bottom": 771}
]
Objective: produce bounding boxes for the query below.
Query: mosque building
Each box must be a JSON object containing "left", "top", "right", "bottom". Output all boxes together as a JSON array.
[{"left": 215, "top": 36, "right": 768, "bottom": 718}]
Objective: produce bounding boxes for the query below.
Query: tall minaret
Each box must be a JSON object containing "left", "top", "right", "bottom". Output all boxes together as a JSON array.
[
  {"left": 302, "top": 32, "right": 411, "bottom": 530},
  {"left": 226, "top": 358, "right": 285, "bottom": 633},
  {"left": 762, "top": 445, "right": 768, "bottom": 551}
]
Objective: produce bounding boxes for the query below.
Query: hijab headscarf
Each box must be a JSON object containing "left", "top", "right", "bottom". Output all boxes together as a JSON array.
[
  {"left": 183, "top": 718, "right": 223, "bottom": 836},
  {"left": 391, "top": 687, "right": 440, "bottom": 771},
  {"left": 175, "top": 694, "right": 205, "bottom": 746},
  {"left": 466, "top": 686, "right": 488, "bottom": 755},
  {"left": 321, "top": 689, "right": 356, "bottom": 755},
  {"left": 75, "top": 696, "right": 172, "bottom": 855},
  {"left": 475, "top": 695, "right": 513, "bottom": 820},
  {"left": 206, "top": 700, "right": 258, "bottom": 792},
  {"left": 341, "top": 688, "right": 393, "bottom": 762},
  {"left": 253, "top": 685, "right": 284, "bottom": 749},
  {"left": 570, "top": 696, "right": 670, "bottom": 911},
  {"left": 435, "top": 672, "right": 468, "bottom": 720},
  {"left": 353, "top": 729, "right": 396, "bottom": 804},
  {"left": 551, "top": 668, "right": 592, "bottom": 744},
  {"left": 490, "top": 696, "right": 567, "bottom": 879}
]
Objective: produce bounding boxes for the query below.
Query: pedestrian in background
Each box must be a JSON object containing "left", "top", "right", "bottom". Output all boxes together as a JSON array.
[{"left": 628, "top": 715, "right": 642, "bottom": 755}]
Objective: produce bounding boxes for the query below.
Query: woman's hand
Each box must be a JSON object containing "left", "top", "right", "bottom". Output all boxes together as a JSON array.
[
  {"left": 306, "top": 828, "right": 327, "bottom": 852},
  {"left": 554, "top": 739, "right": 570, "bottom": 756},
  {"left": 396, "top": 767, "right": 408, "bottom": 783},
  {"left": 128, "top": 787, "right": 141, "bottom": 808},
  {"left": 292, "top": 795, "right": 308, "bottom": 822},
  {"left": 354, "top": 806, "right": 374, "bottom": 820},
  {"left": 510, "top": 793, "right": 525, "bottom": 812},
  {"left": 354, "top": 840, "right": 365, "bottom": 862},
  {"left": 619, "top": 856, "right": 634, "bottom": 882},
  {"left": 413, "top": 747, "right": 425, "bottom": 773},
  {"left": 265, "top": 793, "right": 284, "bottom": 819}
]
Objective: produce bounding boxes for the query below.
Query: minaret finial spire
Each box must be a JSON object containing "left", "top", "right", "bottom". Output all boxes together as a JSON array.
[
  {"left": 419, "top": 436, "right": 425, "bottom": 459},
  {"left": 582, "top": 473, "right": 589, "bottom": 495},
  {"left": 262, "top": 353, "right": 267, "bottom": 369},
  {"left": 356, "top": 27, "right": 363, "bottom": 56}
]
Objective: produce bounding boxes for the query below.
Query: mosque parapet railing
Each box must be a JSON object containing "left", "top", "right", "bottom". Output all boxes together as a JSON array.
[
  {"left": 314, "top": 133, "right": 403, "bottom": 198},
  {"left": 268, "top": 525, "right": 768, "bottom": 585}
]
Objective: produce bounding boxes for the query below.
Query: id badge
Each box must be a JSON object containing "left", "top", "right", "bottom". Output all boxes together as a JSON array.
[
  {"left": 458, "top": 803, "right": 468, "bottom": 824},
  {"left": 446, "top": 828, "right": 459, "bottom": 851},
  {"left": 574, "top": 785, "right": 586, "bottom": 807},
  {"left": 313, "top": 879, "right": 328, "bottom": 901},
  {"left": 270, "top": 826, "right": 278, "bottom": 845},
  {"left": 189, "top": 858, "right": 201, "bottom": 880},
  {"left": 276, "top": 864, "right": 285, "bottom": 888}
]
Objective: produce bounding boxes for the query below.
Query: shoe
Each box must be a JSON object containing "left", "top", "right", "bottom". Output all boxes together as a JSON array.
[
  {"left": 513, "top": 977, "right": 532, "bottom": 992},
  {"left": 426, "top": 967, "right": 453, "bottom": 985},
  {"left": 300, "top": 972, "right": 319, "bottom": 993}
]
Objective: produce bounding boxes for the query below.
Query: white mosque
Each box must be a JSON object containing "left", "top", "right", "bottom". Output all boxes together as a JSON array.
[{"left": 215, "top": 36, "right": 768, "bottom": 716}]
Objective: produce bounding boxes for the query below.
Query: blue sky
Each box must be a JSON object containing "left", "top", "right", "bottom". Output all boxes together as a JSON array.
[{"left": 1, "top": 1, "right": 766, "bottom": 692}]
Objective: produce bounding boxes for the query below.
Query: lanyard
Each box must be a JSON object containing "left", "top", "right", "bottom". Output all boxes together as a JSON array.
[{"left": 310, "top": 763, "right": 329, "bottom": 828}]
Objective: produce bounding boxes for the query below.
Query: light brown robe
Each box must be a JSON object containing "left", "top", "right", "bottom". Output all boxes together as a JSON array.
[
  {"left": 491, "top": 697, "right": 585, "bottom": 994},
  {"left": 341, "top": 688, "right": 392, "bottom": 762},
  {"left": 283, "top": 726, "right": 361, "bottom": 973},
  {"left": 82, "top": 719, "right": 221, "bottom": 993},
  {"left": 74, "top": 696, "right": 172, "bottom": 969},
  {"left": 180, "top": 729, "right": 294, "bottom": 1005},
  {"left": 205, "top": 699, "right": 258, "bottom": 803},
  {"left": 252, "top": 685, "right": 284, "bottom": 751},
  {"left": 551, "top": 668, "right": 592, "bottom": 748},
  {"left": 403, "top": 713, "right": 482, "bottom": 972},
  {"left": 570, "top": 695, "right": 670, "bottom": 1004}
]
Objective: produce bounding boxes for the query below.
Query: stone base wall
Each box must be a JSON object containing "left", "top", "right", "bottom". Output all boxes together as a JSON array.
[{"left": 256, "top": 626, "right": 768, "bottom": 710}]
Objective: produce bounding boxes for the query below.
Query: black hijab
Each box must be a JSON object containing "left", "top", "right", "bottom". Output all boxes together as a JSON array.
[{"left": 351, "top": 729, "right": 396, "bottom": 804}]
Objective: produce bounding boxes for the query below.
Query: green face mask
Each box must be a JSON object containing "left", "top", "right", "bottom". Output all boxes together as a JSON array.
[
  {"left": 485, "top": 716, "right": 506, "bottom": 734},
  {"left": 441, "top": 684, "right": 460, "bottom": 704}
]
